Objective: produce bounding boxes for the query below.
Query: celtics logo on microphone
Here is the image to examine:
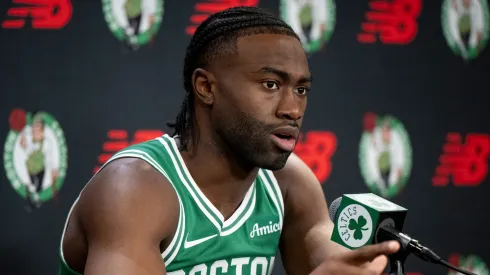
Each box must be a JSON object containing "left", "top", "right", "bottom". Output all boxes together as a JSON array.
[
  {"left": 336, "top": 204, "right": 373, "bottom": 248},
  {"left": 359, "top": 113, "right": 412, "bottom": 199}
]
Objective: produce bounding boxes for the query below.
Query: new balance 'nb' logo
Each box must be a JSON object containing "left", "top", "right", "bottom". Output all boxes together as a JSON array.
[
  {"left": 249, "top": 221, "right": 281, "bottom": 238},
  {"left": 2, "top": 0, "right": 72, "bottom": 29}
]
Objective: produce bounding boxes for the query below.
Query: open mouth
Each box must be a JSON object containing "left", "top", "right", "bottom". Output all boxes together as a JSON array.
[
  {"left": 274, "top": 133, "right": 293, "bottom": 140},
  {"left": 270, "top": 127, "right": 299, "bottom": 152}
]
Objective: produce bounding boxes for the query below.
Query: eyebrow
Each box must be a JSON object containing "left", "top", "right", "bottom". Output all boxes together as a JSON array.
[{"left": 258, "top": 66, "right": 313, "bottom": 83}]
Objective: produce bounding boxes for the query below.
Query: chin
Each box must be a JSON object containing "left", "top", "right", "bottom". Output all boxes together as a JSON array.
[{"left": 255, "top": 151, "right": 291, "bottom": 171}]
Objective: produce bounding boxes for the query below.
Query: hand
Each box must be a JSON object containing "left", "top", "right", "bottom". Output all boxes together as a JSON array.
[{"left": 310, "top": 241, "right": 400, "bottom": 275}]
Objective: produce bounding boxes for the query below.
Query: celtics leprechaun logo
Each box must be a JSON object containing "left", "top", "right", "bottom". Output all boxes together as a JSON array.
[
  {"left": 280, "top": 0, "right": 336, "bottom": 54},
  {"left": 359, "top": 113, "right": 412, "bottom": 199},
  {"left": 441, "top": 0, "right": 490, "bottom": 60},
  {"left": 102, "top": 0, "right": 164, "bottom": 51},
  {"left": 448, "top": 254, "right": 489, "bottom": 275},
  {"left": 4, "top": 109, "right": 68, "bottom": 211}
]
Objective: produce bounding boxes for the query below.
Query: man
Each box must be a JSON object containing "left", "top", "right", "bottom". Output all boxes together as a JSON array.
[
  {"left": 20, "top": 113, "right": 58, "bottom": 209},
  {"left": 58, "top": 7, "right": 399, "bottom": 275}
]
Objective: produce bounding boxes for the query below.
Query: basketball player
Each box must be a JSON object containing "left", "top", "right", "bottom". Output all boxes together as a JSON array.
[{"left": 58, "top": 7, "right": 399, "bottom": 275}]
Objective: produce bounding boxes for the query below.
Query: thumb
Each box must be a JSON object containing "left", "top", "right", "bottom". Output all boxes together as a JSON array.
[{"left": 367, "top": 255, "right": 389, "bottom": 274}]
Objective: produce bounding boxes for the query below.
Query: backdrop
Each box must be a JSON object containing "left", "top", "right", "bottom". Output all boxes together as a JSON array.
[{"left": 1, "top": 0, "right": 489, "bottom": 274}]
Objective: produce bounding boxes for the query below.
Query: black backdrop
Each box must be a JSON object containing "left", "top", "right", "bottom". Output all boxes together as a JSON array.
[{"left": 1, "top": 0, "right": 489, "bottom": 274}]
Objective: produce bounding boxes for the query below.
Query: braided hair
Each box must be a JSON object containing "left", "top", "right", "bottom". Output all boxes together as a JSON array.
[{"left": 166, "top": 6, "right": 300, "bottom": 151}]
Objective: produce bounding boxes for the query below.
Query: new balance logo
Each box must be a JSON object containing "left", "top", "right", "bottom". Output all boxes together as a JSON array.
[
  {"left": 249, "top": 221, "right": 281, "bottom": 238},
  {"left": 185, "top": 0, "right": 259, "bottom": 35},
  {"left": 357, "top": 0, "right": 422, "bottom": 44},
  {"left": 433, "top": 133, "right": 489, "bottom": 187},
  {"left": 294, "top": 131, "right": 337, "bottom": 184},
  {"left": 94, "top": 129, "right": 335, "bottom": 184},
  {"left": 93, "top": 130, "right": 165, "bottom": 174},
  {"left": 2, "top": 0, "right": 72, "bottom": 29}
]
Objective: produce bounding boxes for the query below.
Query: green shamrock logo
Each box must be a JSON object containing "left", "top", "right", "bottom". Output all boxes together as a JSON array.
[{"left": 348, "top": 215, "right": 369, "bottom": 240}]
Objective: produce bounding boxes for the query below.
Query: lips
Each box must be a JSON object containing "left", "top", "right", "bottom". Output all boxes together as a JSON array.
[{"left": 270, "top": 126, "right": 299, "bottom": 152}]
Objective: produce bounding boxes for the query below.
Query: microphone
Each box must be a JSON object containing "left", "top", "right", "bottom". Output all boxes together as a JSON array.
[{"left": 328, "top": 193, "right": 477, "bottom": 275}]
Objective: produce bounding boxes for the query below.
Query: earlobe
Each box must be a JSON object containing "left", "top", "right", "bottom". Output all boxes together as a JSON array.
[{"left": 192, "top": 68, "right": 215, "bottom": 106}]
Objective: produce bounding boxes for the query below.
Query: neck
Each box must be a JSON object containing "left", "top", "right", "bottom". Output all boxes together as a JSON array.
[{"left": 179, "top": 133, "right": 259, "bottom": 211}]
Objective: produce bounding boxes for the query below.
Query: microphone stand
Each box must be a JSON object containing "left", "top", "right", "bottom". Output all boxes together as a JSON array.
[
  {"left": 388, "top": 246, "right": 409, "bottom": 275},
  {"left": 379, "top": 226, "right": 412, "bottom": 275},
  {"left": 378, "top": 225, "right": 479, "bottom": 275}
]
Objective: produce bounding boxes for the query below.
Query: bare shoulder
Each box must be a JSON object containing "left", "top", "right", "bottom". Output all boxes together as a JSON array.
[
  {"left": 271, "top": 152, "right": 330, "bottom": 236},
  {"left": 77, "top": 157, "right": 180, "bottom": 239},
  {"left": 272, "top": 155, "right": 337, "bottom": 275},
  {"left": 272, "top": 153, "right": 322, "bottom": 204},
  {"left": 62, "top": 157, "right": 179, "bottom": 274}
]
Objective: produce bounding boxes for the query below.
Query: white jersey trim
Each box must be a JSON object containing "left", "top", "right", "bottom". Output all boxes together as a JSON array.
[{"left": 58, "top": 146, "right": 184, "bottom": 270}]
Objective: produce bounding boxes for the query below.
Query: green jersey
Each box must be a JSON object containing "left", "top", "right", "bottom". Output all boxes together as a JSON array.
[{"left": 59, "top": 134, "right": 284, "bottom": 275}]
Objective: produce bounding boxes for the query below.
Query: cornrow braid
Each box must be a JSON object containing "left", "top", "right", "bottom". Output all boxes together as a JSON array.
[{"left": 166, "top": 6, "right": 299, "bottom": 151}]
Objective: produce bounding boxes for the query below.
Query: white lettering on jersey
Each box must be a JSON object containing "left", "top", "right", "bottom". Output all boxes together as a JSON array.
[
  {"left": 231, "top": 257, "right": 250, "bottom": 275},
  {"left": 210, "top": 260, "right": 228, "bottom": 275},
  {"left": 167, "top": 256, "right": 275, "bottom": 275},
  {"left": 189, "top": 263, "right": 207, "bottom": 275},
  {"left": 251, "top": 257, "right": 268, "bottom": 275},
  {"left": 249, "top": 221, "right": 281, "bottom": 238}
]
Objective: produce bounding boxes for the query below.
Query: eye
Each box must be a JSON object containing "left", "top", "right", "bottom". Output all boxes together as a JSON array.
[
  {"left": 262, "top": 81, "right": 279, "bottom": 90},
  {"left": 295, "top": 87, "right": 309, "bottom": 95}
]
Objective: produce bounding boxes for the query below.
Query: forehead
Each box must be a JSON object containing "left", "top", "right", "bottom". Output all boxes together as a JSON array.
[{"left": 226, "top": 34, "right": 310, "bottom": 77}]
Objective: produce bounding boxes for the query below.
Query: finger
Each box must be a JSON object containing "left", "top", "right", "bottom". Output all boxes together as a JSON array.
[
  {"left": 366, "top": 255, "right": 389, "bottom": 274},
  {"left": 342, "top": 241, "right": 400, "bottom": 265}
]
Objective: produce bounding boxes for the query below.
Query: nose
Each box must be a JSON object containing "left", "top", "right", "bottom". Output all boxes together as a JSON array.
[{"left": 276, "top": 89, "right": 304, "bottom": 121}]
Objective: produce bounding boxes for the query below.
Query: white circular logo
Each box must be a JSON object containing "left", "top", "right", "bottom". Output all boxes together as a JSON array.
[
  {"left": 359, "top": 113, "right": 412, "bottom": 199},
  {"left": 441, "top": 0, "right": 490, "bottom": 61},
  {"left": 4, "top": 109, "right": 68, "bottom": 209},
  {"left": 102, "top": 0, "right": 164, "bottom": 50},
  {"left": 337, "top": 204, "right": 373, "bottom": 248},
  {"left": 280, "top": 0, "right": 336, "bottom": 54}
]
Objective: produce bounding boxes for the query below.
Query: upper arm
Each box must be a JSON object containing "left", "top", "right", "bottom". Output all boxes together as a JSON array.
[
  {"left": 78, "top": 158, "right": 179, "bottom": 275},
  {"left": 274, "top": 153, "right": 347, "bottom": 275}
]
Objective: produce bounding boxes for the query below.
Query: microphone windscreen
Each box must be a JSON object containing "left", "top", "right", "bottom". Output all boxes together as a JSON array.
[{"left": 328, "top": 197, "right": 342, "bottom": 222}]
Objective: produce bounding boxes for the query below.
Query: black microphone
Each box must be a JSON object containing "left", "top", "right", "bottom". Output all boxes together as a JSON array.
[{"left": 328, "top": 194, "right": 477, "bottom": 275}]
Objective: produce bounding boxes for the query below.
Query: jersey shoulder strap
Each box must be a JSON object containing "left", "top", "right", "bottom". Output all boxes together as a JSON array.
[
  {"left": 59, "top": 135, "right": 186, "bottom": 271},
  {"left": 104, "top": 135, "right": 187, "bottom": 266}
]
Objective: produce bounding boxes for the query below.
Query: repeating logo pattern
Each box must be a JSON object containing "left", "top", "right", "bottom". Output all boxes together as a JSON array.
[
  {"left": 359, "top": 113, "right": 413, "bottom": 199},
  {"left": 4, "top": 109, "right": 68, "bottom": 210},
  {"left": 448, "top": 254, "right": 489, "bottom": 275},
  {"left": 102, "top": 0, "right": 164, "bottom": 50},
  {"left": 441, "top": 0, "right": 490, "bottom": 60},
  {"left": 280, "top": 0, "right": 336, "bottom": 54}
]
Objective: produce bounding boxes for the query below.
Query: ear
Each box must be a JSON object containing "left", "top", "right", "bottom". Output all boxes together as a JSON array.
[{"left": 192, "top": 68, "right": 216, "bottom": 106}]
